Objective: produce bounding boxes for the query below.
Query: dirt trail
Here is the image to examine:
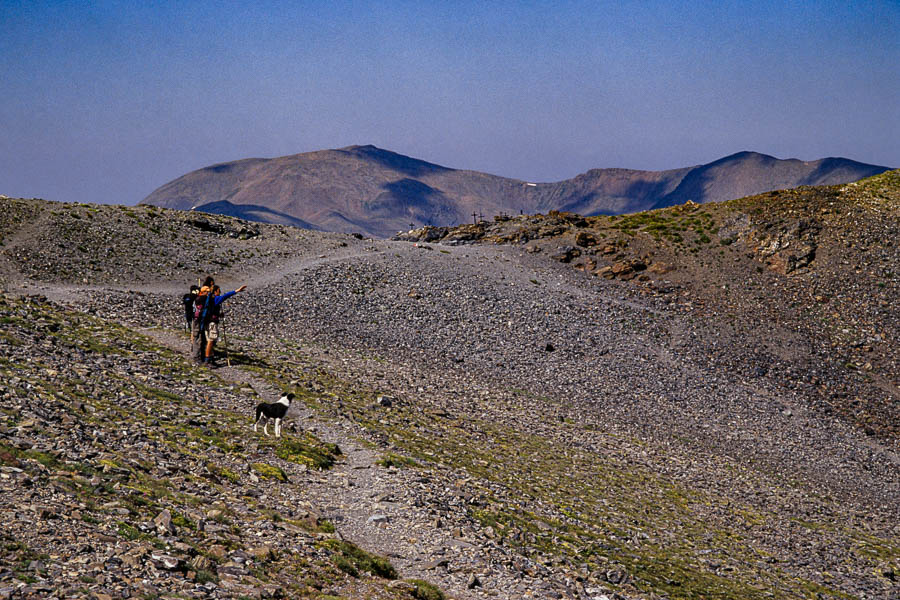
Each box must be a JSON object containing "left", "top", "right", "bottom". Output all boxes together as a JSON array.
[
  {"left": 6, "top": 243, "right": 391, "bottom": 297},
  {"left": 140, "top": 326, "right": 487, "bottom": 599}
]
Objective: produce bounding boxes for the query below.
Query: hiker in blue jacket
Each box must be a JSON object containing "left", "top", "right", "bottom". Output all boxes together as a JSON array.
[
  {"left": 201, "top": 284, "right": 246, "bottom": 366},
  {"left": 190, "top": 276, "right": 216, "bottom": 363}
]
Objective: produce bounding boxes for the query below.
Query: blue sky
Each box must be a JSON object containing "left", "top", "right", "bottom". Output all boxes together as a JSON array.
[{"left": 1, "top": 0, "right": 898, "bottom": 205}]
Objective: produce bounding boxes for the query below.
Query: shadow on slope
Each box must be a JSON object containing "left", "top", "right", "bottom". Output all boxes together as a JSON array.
[
  {"left": 801, "top": 157, "right": 891, "bottom": 186},
  {"left": 652, "top": 151, "right": 772, "bottom": 208},
  {"left": 337, "top": 145, "right": 452, "bottom": 178},
  {"left": 194, "top": 200, "right": 320, "bottom": 230},
  {"left": 364, "top": 178, "right": 460, "bottom": 223}
]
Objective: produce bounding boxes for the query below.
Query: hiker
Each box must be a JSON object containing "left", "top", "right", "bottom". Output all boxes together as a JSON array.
[
  {"left": 203, "top": 285, "right": 227, "bottom": 364},
  {"left": 200, "top": 283, "right": 247, "bottom": 366},
  {"left": 190, "top": 276, "right": 216, "bottom": 362},
  {"left": 182, "top": 285, "right": 199, "bottom": 331}
]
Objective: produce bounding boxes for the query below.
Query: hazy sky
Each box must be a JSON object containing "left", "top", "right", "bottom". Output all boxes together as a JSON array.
[{"left": 2, "top": 0, "right": 898, "bottom": 205}]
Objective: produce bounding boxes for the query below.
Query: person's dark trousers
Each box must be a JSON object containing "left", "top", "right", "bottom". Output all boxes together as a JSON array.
[
  {"left": 183, "top": 294, "right": 196, "bottom": 331},
  {"left": 190, "top": 319, "right": 206, "bottom": 362}
]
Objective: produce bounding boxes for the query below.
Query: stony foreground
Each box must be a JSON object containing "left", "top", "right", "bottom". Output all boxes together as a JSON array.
[{"left": 1, "top": 173, "right": 898, "bottom": 599}]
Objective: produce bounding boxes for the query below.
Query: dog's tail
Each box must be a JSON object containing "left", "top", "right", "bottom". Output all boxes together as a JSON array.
[{"left": 255, "top": 404, "right": 264, "bottom": 423}]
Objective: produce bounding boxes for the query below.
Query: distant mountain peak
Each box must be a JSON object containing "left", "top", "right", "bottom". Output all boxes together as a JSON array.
[
  {"left": 712, "top": 150, "right": 778, "bottom": 164},
  {"left": 335, "top": 144, "right": 453, "bottom": 177},
  {"left": 141, "top": 147, "right": 891, "bottom": 237},
  {"left": 339, "top": 143, "right": 381, "bottom": 152}
]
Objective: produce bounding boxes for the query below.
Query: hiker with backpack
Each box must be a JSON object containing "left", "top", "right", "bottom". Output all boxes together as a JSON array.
[
  {"left": 203, "top": 284, "right": 237, "bottom": 365},
  {"left": 191, "top": 276, "right": 216, "bottom": 363},
  {"left": 182, "top": 285, "right": 199, "bottom": 331},
  {"left": 193, "top": 279, "right": 247, "bottom": 366}
]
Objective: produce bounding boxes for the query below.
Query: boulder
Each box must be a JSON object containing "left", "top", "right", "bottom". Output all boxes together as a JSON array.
[
  {"left": 153, "top": 509, "right": 176, "bottom": 536},
  {"left": 550, "top": 247, "right": 581, "bottom": 263},
  {"left": 595, "top": 266, "right": 615, "bottom": 279},
  {"left": 575, "top": 231, "right": 599, "bottom": 247}
]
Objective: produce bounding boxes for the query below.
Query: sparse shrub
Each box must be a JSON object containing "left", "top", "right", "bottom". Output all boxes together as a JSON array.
[
  {"left": 321, "top": 540, "right": 397, "bottom": 579},
  {"left": 251, "top": 463, "right": 288, "bottom": 481},
  {"left": 195, "top": 569, "right": 218, "bottom": 584},
  {"left": 261, "top": 508, "right": 283, "bottom": 522},
  {"left": 333, "top": 555, "right": 359, "bottom": 577},
  {"left": 377, "top": 452, "right": 421, "bottom": 469},
  {"left": 172, "top": 511, "right": 195, "bottom": 530},
  {"left": 116, "top": 522, "right": 145, "bottom": 540},
  {"left": 275, "top": 435, "right": 341, "bottom": 470},
  {"left": 317, "top": 519, "right": 336, "bottom": 533},
  {"left": 206, "top": 462, "right": 240, "bottom": 483},
  {"left": 409, "top": 579, "right": 446, "bottom": 600}
]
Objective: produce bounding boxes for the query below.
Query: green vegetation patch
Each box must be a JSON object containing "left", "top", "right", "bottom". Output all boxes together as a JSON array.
[
  {"left": 607, "top": 205, "right": 718, "bottom": 245},
  {"left": 376, "top": 452, "right": 422, "bottom": 469},
  {"left": 116, "top": 521, "right": 157, "bottom": 544},
  {"left": 206, "top": 461, "right": 241, "bottom": 483},
  {"left": 273, "top": 433, "right": 342, "bottom": 470},
  {"left": 408, "top": 579, "right": 446, "bottom": 600},
  {"left": 320, "top": 539, "right": 397, "bottom": 579},
  {"left": 251, "top": 462, "right": 288, "bottom": 482}
]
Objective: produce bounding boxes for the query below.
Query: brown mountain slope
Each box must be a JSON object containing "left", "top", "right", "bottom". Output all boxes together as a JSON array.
[
  {"left": 140, "top": 146, "right": 890, "bottom": 237},
  {"left": 651, "top": 151, "right": 890, "bottom": 209},
  {"left": 142, "top": 146, "right": 530, "bottom": 237}
]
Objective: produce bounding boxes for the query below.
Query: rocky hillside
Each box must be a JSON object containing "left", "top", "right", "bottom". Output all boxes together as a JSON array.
[
  {"left": 1, "top": 174, "right": 898, "bottom": 599},
  {"left": 140, "top": 145, "right": 890, "bottom": 237},
  {"left": 397, "top": 170, "right": 900, "bottom": 444}
]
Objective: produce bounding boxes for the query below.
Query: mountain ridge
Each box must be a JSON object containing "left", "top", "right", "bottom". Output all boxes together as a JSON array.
[{"left": 141, "top": 145, "right": 891, "bottom": 237}]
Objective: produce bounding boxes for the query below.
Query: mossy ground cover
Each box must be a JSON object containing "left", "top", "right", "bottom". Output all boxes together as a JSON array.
[
  {"left": 320, "top": 539, "right": 398, "bottom": 579},
  {"left": 605, "top": 205, "right": 718, "bottom": 247},
  {"left": 271, "top": 433, "right": 342, "bottom": 470},
  {"left": 376, "top": 452, "right": 422, "bottom": 469}
]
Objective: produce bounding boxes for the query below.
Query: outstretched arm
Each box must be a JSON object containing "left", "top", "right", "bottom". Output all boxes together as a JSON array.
[{"left": 214, "top": 285, "right": 247, "bottom": 305}]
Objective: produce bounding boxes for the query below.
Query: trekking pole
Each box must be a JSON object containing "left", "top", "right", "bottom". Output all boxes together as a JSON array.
[{"left": 222, "top": 305, "right": 231, "bottom": 367}]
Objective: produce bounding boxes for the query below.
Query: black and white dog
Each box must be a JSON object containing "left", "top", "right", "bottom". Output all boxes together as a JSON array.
[{"left": 254, "top": 393, "right": 294, "bottom": 438}]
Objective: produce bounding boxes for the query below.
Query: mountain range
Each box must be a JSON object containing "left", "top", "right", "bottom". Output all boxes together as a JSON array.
[{"left": 141, "top": 145, "right": 890, "bottom": 237}]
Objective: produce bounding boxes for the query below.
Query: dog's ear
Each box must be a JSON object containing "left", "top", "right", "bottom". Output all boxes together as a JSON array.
[{"left": 286, "top": 393, "right": 295, "bottom": 401}]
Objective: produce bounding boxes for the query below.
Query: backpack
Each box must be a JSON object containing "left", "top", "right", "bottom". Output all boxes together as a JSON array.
[
  {"left": 194, "top": 287, "right": 213, "bottom": 322},
  {"left": 182, "top": 291, "right": 196, "bottom": 316}
]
